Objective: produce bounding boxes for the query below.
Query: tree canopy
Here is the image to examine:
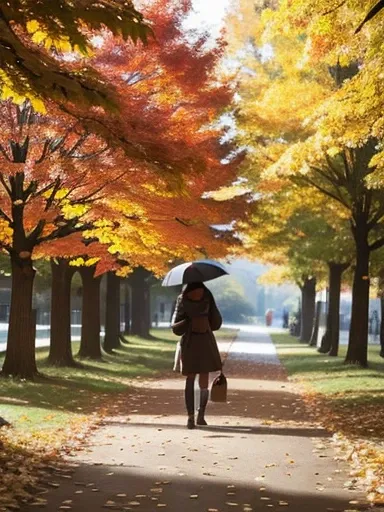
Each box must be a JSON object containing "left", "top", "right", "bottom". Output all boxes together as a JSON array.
[{"left": 0, "top": 0, "right": 150, "bottom": 110}]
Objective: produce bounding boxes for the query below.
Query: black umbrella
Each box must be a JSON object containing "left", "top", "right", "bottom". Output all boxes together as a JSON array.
[{"left": 162, "top": 259, "right": 228, "bottom": 287}]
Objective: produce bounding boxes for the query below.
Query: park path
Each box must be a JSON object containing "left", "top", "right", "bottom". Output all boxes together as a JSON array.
[{"left": 24, "top": 327, "right": 368, "bottom": 512}]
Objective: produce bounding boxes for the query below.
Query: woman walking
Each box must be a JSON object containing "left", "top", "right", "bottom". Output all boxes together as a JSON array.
[{"left": 172, "top": 282, "right": 222, "bottom": 429}]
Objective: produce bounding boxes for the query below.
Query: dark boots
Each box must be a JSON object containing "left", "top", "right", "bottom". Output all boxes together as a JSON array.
[
  {"left": 185, "top": 377, "right": 195, "bottom": 429},
  {"left": 196, "top": 388, "right": 209, "bottom": 426},
  {"left": 185, "top": 379, "right": 209, "bottom": 429}
]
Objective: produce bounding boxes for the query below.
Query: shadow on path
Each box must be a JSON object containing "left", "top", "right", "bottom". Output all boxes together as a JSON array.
[{"left": 21, "top": 460, "right": 367, "bottom": 512}]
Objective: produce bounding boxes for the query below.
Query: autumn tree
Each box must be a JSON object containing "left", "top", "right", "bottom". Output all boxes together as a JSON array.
[
  {"left": 0, "top": 103, "right": 131, "bottom": 377},
  {"left": 227, "top": 0, "right": 384, "bottom": 366},
  {"left": 0, "top": 1, "right": 150, "bottom": 110},
  {"left": 0, "top": 0, "right": 245, "bottom": 377}
]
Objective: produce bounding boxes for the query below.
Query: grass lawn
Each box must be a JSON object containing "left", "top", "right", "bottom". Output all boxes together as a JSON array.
[
  {"left": 271, "top": 332, "right": 384, "bottom": 439},
  {"left": 0, "top": 327, "right": 238, "bottom": 438}
]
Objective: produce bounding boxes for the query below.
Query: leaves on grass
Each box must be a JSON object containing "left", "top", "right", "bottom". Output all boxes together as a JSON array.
[
  {"left": 0, "top": 412, "right": 97, "bottom": 510},
  {"left": 303, "top": 393, "right": 384, "bottom": 504}
]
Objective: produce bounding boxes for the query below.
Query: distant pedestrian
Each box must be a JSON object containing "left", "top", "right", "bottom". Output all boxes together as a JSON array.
[
  {"left": 265, "top": 309, "right": 273, "bottom": 327},
  {"left": 171, "top": 282, "right": 222, "bottom": 429}
]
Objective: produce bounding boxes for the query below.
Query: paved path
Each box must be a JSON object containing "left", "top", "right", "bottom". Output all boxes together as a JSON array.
[{"left": 24, "top": 327, "right": 368, "bottom": 512}]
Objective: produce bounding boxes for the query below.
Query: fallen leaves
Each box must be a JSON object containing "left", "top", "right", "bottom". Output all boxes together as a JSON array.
[
  {"left": 0, "top": 408, "right": 99, "bottom": 511},
  {"left": 290, "top": 384, "right": 384, "bottom": 505}
]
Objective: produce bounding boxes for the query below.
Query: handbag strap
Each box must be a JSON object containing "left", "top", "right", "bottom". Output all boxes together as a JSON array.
[{"left": 220, "top": 333, "right": 237, "bottom": 369}]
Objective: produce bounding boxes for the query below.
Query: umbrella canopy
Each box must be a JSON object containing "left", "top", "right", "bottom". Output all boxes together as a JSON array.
[{"left": 162, "top": 259, "right": 228, "bottom": 287}]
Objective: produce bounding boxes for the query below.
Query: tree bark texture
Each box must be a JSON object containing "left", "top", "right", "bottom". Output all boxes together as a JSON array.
[
  {"left": 345, "top": 226, "right": 370, "bottom": 366},
  {"left": 309, "top": 301, "right": 321, "bottom": 347},
  {"left": 300, "top": 276, "right": 316, "bottom": 344},
  {"left": 318, "top": 262, "right": 347, "bottom": 356},
  {"left": 103, "top": 272, "right": 121, "bottom": 353},
  {"left": 78, "top": 266, "right": 102, "bottom": 359},
  {"left": 123, "top": 281, "right": 131, "bottom": 335},
  {"left": 48, "top": 259, "right": 77, "bottom": 366},
  {"left": 129, "top": 267, "right": 151, "bottom": 338},
  {"left": 380, "top": 295, "right": 384, "bottom": 358},
  {"left": 2, "top": 255, "right": 37, "bottom": 378}
]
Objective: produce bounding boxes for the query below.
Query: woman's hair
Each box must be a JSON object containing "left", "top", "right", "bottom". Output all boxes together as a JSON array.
[{"left": 182, "top": 282, "right": 206, "bottom": 295}]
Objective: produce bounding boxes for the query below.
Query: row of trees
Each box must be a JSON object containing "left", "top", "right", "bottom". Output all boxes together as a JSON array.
[
  {"left": 0, "top": 1, "right": 248, "bottom": 379},
  {"left": 227, "top": 0, "right": 384, "bottom": 366}
]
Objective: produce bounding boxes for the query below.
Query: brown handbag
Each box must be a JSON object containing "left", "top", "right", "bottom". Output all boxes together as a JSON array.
[{"left": 210, "top": 372, "right": 227, "bottom": 402}]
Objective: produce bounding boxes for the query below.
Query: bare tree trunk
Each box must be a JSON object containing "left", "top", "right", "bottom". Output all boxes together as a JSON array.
[
  {"left": 318, "top": 262, "right": 348, "bottom": 356},
  {"left": 49, "top": 259, "right": 77, "bottom": 366},
  {"left": 2, "top": 255, "right": 37, "bottom": 378},
  {"left": 103, "top": 272, "right": 121, "bottom": 353},
  {"left": 123, "top": 281, "right": 131, "bottom": 336},
  {"left": 129, "top": 267, "right": 151, "bottom": 338},
  {"left": 300, "top": 276, "right": 316, "bottom": 344},
  {"left": 345, "top": 224, "right": 370, "bottom": 366},
  {"left": 309, "top": 301, "right": 321, "bottom": 347},
  {"left": 78, "top": 266, "right": 102, "bottom": 359}
]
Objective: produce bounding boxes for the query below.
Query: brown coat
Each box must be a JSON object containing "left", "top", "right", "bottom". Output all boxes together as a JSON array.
[{"left": 172, "top": 288, "right": 222, "bottom": 375}]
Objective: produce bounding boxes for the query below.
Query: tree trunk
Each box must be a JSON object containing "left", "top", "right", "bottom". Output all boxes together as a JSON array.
[
  {"left": 300, "top": 276, "right": 316, "bottom": 343},
  {"left": 103, "top": 272, "right": 121, "bottom": 353},
  {"left": 78, "top": 266, "right": 102, "bottom": 359},
  {"left": 123, "top": 281, "right": 131, "bottom": 336},
  {"left": 2, "top": 255, "right": 37, "bottom": 378},
  {"left": 345, "top": 227, "right": 370, "bottom": 366},
  {"left": 380, "top": 295, "right": 384, "bottom": 358},
  {"left": 378, "top": 274, "right": 384, "bottom": 359},
  {"left": 48, "top": 259, "right": 77, "bottom": 366},
  {"left": 309, "top": 301, "right": 321, "bottom": 347},
  {"left": 129, "top": 267, "right": 151, "bottom": 338},
  {"left": 318, "top": 262, "right": 347, "bottom": 356}
]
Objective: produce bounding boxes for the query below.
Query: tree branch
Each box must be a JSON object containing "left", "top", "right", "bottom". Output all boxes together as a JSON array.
[
  {"left": 322, "top": 0, "right": 347, "bottom": 16},
  {"left": 44, "top": 177, "right": 62, "bottom": 212},
  {"left": 35, "top": 139, "right": 51, "bottom": 165},
  {"left": 370, "top": 236, "right": 384, "bottom": 252},
  {"left": 356, "top": 0, "right": 384, "bottom": 33},
  {"left": 61, "top": 132, "right": 89, "bottom": 158},
  {"left": 301, "top": 175, "right": 350, "bottom": 208},
  {"left": 368, "top": 204, "right": 384, "bottom": 230},
  {"left": 28, "top": 219, "right": 46, "bottom": 244},
  {"left": 68, "top": 170, "right": 127, "bottom": 205},
  {"left": 37, "top": 219, "right": 93, "bottom": 245}
]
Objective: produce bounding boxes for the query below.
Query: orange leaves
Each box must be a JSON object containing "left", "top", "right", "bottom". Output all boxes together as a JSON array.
[{"left": 0, "top": 1, "right": 245, "bottom": 274}]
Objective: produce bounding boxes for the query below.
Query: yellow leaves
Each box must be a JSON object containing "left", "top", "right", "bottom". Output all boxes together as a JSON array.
[
  {"left": 0, "top": 70, "right": 46, "bottom": 113},
  {"left": 26, "top": 20, "right": 40, "bottom": 34},
  {"left": 258, "top": 266, "right": 292, "bottom": 286},
  {"left": 27, "top": 19, "right": 75, "bottom": 54},
  {"left": 0, "top": 219, "right": 13, "bottom": 245},
  {"left": 31, "top": 30, "right": 48, "bottom": 45},
  {"left": 69, "top": 257, "right": 100, "bottom": 268},
  {"left": 62, "top": 202, "right": 90, "bottom": 220},
  {"left": 1, "top": 84, "right": 25, "bottom": 105}
]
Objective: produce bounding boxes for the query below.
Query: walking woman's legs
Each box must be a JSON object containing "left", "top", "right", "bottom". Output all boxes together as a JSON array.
[
  {"left": 197, "top": 373, "right": 209, "bottom": 426},
  {"left": 185, "top": 374, "right": 196, "bottom": 429}
]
